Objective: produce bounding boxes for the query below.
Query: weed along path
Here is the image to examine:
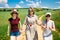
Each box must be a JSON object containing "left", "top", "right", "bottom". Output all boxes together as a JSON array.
[{"left": 19, "top": 15, "right": 44, "bottom": 40}]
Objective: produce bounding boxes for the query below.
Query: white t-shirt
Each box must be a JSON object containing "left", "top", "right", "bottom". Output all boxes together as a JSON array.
[{"left": 42, "top": 20, "right": 55, "bottom": 37}]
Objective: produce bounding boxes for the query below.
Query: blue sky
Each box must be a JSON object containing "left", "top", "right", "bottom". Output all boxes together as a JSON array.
[{"left": 0, "top": 0, "right": 60, "bottom": 9}]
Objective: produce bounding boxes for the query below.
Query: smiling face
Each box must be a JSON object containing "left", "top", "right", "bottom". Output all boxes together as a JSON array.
[
  {"left": 28, "top": 9, "right": 35, "bottom": 16},
  {"left": 28, "top": 7, "right": 34, "bottom": 16},
  {"left": 11, "top": 11, "right": 18, "bottom": 19},
  {"left": 12, "top": 13, "right": 17, "bottom": 18},
  {"left": 30, "top": 11, "right": 34, "bottom": 15},
  {"left": 46, "top": 16, "right": 51, "bottom": 20},
  {"left": 46, "top": 14, "right": 51, "bottom": 21}
]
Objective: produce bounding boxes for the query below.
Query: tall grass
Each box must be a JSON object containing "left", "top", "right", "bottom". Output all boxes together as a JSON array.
[{"left": 0, "top": 8, "right": 60, "bottom": 40}]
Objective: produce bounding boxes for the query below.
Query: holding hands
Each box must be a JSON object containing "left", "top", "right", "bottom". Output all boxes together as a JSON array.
[{"left": 41, "top": 24, "right": 47, "bottom": 29}]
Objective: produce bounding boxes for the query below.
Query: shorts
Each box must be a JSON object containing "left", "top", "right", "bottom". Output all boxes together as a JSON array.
[
  {"left": 43, "top": 34, "right": 53, "bottom": 40},
  {"left": 10, "top": 31, "right": 20, "bottom": 36}
]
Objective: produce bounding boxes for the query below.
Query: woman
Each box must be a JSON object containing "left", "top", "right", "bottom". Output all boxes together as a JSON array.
[
  {"left": 23, "top": 8, "right": 40, "bottom": 40},
  {"left": 7, "top": 9, "right": 21, "bottom": 40},
  {"left": 42, "top": 12, "right": 56, "bottom": 40}
]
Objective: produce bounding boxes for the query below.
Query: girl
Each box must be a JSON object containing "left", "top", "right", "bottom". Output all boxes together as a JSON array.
[
  {"left": 7, "top": 9, "right": 21, "bottom": 40},
  {"left": 23, "top": 7, "right": 40, "bottom": 40},
  {"left": 42, "top": 12, "right": 56, "bottom": 40}
]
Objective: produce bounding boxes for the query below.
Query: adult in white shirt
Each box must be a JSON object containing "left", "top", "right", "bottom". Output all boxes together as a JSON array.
[
  {"left": 42, "top": 12, "right": 56, "bottom": 40},
  {"left": 23, "top": 8, "right": 40, "bottom": 40}
]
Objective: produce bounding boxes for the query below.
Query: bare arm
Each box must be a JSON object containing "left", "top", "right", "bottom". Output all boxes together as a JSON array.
[
  {"left": 19, "top": 16, "right": 27, "bottom": 33},
  {"left": 35, "top": 15, "right": 42, "bottom": 26},
  {"left": 7, "top": 21, "right": 10, "bottom": 36},
  {"left": 19, "top": 21, "right": 23, "bottom": 31},
  {"left": 49, "top": 21, "right": 56, "bottom": 31}
]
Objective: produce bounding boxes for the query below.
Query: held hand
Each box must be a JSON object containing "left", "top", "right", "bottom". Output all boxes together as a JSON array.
[
  {"left": 41, "top": 25, "right": 46, "bottom": 29},
  {"left": 19, "top": 28, "right": 23, "bottom": 34},
  {"left": 49, "top": 27, "right": 52, "bottom": 30},
  {"left": 19, "top": 29, "right": 22, "bottom": 33},
  {"left": 41, "top": 24, "right": 46, "bottom": 29},
  {"left": 19, "top": 25, "right": 23, "bottom": 33},
  {"left": 43, "top": 26, "right": 46, "bottom": 29}
]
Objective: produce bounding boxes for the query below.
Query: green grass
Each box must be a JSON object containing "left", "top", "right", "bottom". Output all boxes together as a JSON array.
[{"left": 0, "top": 8, "right": 60, "bottom": 40}]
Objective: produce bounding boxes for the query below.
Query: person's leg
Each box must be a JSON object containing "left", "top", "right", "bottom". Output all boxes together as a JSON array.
[
  {"left": 30, "top": 27, "right": 35, "bottom": 40},
  {"left": 17, "top": 35, "right": 20, "bottom": 40},
  {"left": 10, "top": 36, "right": 17, "bottom": 40},
  {"left": 33, "top": 31, "right": 38, "bottom": 40},
  {"left": 10, "top": 32, "right": 17, "bottom": 40},
  {"left": 48, "top": 35, "right": 53, "bottom": 40},
  {"left": 26, "top": 30, "right": 32, "bottom": 40},
  {"left": 15, "top": 31, "right": 20, "bottom": 40}
]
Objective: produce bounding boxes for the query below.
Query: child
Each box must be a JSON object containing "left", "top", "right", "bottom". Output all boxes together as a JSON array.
[
  {"left": 42, "top": 12, "right": 56, "bottom": 40},
  {"left": 7, "top": 9, "right": 21, "bottom": 40}
]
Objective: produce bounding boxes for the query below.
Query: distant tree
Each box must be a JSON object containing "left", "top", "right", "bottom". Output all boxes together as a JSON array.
[
  {"left": 3, "top": 9, "right": 6, "bottom": 11},
  {"left": 17, "top": 9, "right": 19, "bottom": 11},
  {"left": 35, "top": 8, "right": 43, "bottom": 12},
  {"left": 53, "top": 9, "right": 56, "bottom": 11},
  {"left": 0, "top": 9, "right": 3, "bottom": 11},
  {"left": 7, "top": 10, "right": 11, "bottom": 11}
]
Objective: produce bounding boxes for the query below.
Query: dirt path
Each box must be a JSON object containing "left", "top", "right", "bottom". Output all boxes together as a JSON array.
[
  {"left": 19, "top": 15, "right": 45, "bottom": 40},
  {"left": 36, "top": 15, "right": 45, "bottom": 40}
]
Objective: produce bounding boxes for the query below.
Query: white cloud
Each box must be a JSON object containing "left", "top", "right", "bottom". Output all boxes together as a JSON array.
[
  {"left": 52, "top": 8, "right": 58, "bottom": 9},
  {"left": 19, "top": 1, "right": 24, "bottom": 4},
  {"left": 58, "top": 6, "right": 60, "bottom": 9},
  {"left": 26, "top": 0, "right": 34, "bottom": 3},
  {"left": 27, "top": 2, "right": 40, "bottom": 8},
  {"left": 15, "top": 4, "right": 22, "bottom": 8},
  {"left": 29, "top": 1, "right": 34, "bottom": 3},
  {"left": 40, "top": 0, "right": 41, "bottom": 4},
  {"left": 5, "top": 4, "right": 9, "bottom": 8},
  {"left": 26, "top": 0, "right": 30, "bottom": 2},
  {"left": 0, "top": 0, "right": 9, "bottom": 8},
  {"left": 26, "top": 0, "right": 42, "bottom": 8},
  {"left": 51, "top": 8, "right": 60, "bottom": 9},
  {"left": 26, "top": 0, "right": 41, "bottom": 3},
  {"left": 0, "top": 7, "right": 3, "bottom": 8},
  {"left": 3, "top": 0, "right": 7, "bottom": 3},
  {"left": 36, "top": 2, "right": 40, "bottom": 7},
  {"left": 52, "top": 6, "right": 60, "bottom": 9},
  {"left": 0, "top": 3, "right": 9, "bottom": 8},
  {"left": 41, "top": 6, "right": 48, "bottom": 8},
  {"left": 0, "top": 0, "right": 7, "bottom": 3},
  {"left": 48, "top": 7, "right": 60, "bottom": 9},
  {"left": 36, "top": 0, "right": 41, "bottom": 3},
  {"left": 56, "top": 2, "right": 60, "bottom": 4}
]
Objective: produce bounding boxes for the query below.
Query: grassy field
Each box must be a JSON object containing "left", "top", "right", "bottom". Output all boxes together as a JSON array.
[{"left": 0, "top": 8, "right": 60, "bottom": 40}]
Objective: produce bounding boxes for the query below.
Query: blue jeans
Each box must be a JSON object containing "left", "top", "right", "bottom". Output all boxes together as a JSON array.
[{"left": 10, "top": 31, "right": 20, "bottom": 36}]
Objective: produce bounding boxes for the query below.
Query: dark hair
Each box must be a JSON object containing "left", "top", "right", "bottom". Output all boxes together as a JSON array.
[
  {"left": 46, "top": 14, "right": 51, "bottom": 17},
  {"left": 11, "top": 11, "right": 18, "bottom": 17},
  {"left": 28, "top": 8, "right": 35, "bottom": 15}
]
